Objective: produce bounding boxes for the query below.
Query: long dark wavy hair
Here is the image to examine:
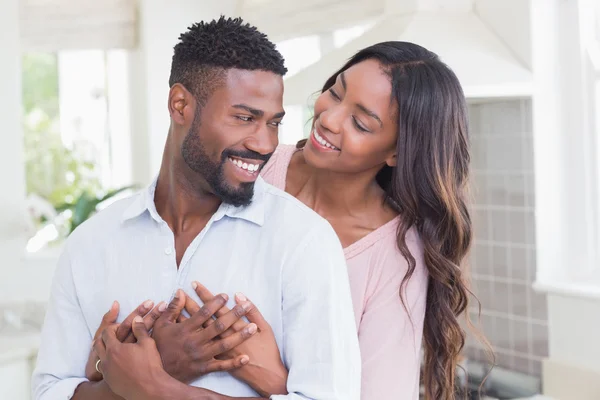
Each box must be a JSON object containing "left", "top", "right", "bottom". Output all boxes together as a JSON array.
[{"left": 312, "top": 41, "right": 479, "bottom": 399}]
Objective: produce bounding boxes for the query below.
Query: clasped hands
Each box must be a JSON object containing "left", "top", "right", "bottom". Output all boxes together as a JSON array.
[{"left": 88, "top": 282, "right": 288, "bottom": 400}]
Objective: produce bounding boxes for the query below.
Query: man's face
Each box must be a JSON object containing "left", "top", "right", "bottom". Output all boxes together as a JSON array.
[{"left": 181, "top": 69, "right": 285, "bottom": 207}]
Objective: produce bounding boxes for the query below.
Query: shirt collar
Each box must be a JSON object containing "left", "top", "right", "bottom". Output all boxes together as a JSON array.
[{"left": 121, "top": 176, "right": 266, "bottom": 227}]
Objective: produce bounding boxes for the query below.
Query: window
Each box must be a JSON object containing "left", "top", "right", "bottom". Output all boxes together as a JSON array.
[{"left": 24, "top": 50, "right": 133, "bottom": 252}]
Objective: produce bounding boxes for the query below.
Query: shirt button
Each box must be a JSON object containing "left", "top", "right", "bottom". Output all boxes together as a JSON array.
[{"left": 165, "top": 247, "right": 173, "bottom": 255}]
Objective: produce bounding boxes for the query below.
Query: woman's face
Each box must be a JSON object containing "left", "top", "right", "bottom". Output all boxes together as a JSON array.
[{"left": 304, "top": 59, "right": 398, "bottom": 175}]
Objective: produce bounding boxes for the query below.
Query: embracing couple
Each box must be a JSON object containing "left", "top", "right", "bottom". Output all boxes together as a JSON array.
[{"left": 32, "top": 16, "right": 472, "bottom": 400}]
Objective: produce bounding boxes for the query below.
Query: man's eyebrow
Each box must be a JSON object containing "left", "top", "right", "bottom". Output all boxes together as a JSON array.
[
  {"left": 233, "top": 104, "right": 285, "bottom": 120},
  {"left": 357, "top": 104, "right": 383, "bottom": 128},
  {"left": 232, "top": 104, "right": 263, "bottom": 117}
]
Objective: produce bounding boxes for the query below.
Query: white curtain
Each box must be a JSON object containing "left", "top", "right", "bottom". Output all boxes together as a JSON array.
[{"left": 20, "top": 0, "right": 137, "bottom": 51}]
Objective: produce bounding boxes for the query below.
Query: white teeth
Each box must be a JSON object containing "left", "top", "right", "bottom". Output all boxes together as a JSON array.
[
  {"left": 314, "top": 129, "right": 338, "bottom": 150},
  {"left": 229, "top": 157, "right": 259, "bottom": 173}
]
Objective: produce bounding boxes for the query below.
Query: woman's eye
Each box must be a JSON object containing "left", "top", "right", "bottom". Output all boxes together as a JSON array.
[
  {"left": 328, "top": 89, "right": 341, "bottom": 101},
  {"left": 352, "top": 117, "right": 369, "bottom": 133}
]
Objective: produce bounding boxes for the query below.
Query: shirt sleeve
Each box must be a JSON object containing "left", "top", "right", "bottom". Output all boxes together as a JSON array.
[
  {"left": 358, "top": 236, "right": 428, "bottom": 400},
  {"left": 271, "top": 222, "right": 362, "bottom": 400},
  {"left": 31, "top": 243, "right": 92, "bottom": 400}
]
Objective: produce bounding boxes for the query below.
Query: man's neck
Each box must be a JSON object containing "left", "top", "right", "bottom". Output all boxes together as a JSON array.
[{"left": 154, "top": 146, "right": 221, "bottom": 235}]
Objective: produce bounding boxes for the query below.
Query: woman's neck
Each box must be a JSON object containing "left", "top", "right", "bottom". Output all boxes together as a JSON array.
[{"left": 288, "top": 151, "right": 387, "bottom": 219}]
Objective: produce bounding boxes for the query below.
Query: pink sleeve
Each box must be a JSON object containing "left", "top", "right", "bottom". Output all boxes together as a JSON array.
[{"left": 358, "top": 235, "right": 428, "bottom": 400}]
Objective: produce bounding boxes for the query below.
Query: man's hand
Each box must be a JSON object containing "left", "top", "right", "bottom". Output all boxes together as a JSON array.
[
  {"left": 93, "top": 317, "right": 173, "bottom": 400},
  {"left": 185, "top": 282, "right": 288, "bottom": 397},
  {"left": 85, "top": 299, "right": 166, "bottom": 381},
  {"left": 152, "top": 289, "right": 258, "bottom": 383}
]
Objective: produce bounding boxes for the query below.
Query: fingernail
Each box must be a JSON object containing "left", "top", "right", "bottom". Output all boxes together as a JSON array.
[
  {"left": 247, "top": 323, "right": 257, "bottom": 334},
  {"left": 241, "top": 356, "right": 249, "bottom": 365},
  {"left": 111, "top": 301, "right": 118, "bottom": 310},
  {"left": 143, "top": 300, "right": 153, "bottom": 309},
  {"left": 219, "top": 293, "right": 229, "bottom": 302},
  {"left": 242, "top": 301, "right": 252, "bottom": 311},
  {"left": 236, "top": 292, "right": 247, "bottom": 302},
  {"left": 158, "top": 302, "right": 167, "bottom": 312},
  {"left": 133, "top": 316, "right": 143, "bottom": 323},
  {"left": 192, "top": 281, "right": 198, "bottom": 290}
]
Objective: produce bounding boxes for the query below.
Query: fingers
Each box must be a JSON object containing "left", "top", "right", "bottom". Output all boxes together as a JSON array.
[
  {"left": 186, "top": 293, "right": 229, "bottom": 331},
  {"left": 123, "top": 302, "right": 166, "bottom": 343},
  {"left": 235, "top": 293, "right": 270, "bottom": 332},
  {"left": 158, "top": 289, "right": 186, "bottom": 324},
  {"left": 131, "top": 316, "right": 151, "bottom": 342},
  {"left": 198, "top": 355, "right": 250, "bottom": 375},
  {"left": 97, "top": 324, "right": 119, "bottom": 360},
  {"left": 207, "top": 323, "right": 258, "bottom": 357},
  {"left": 101, "top": 301, "right": 120, "bottom": 324},
  {"left": 116, "top": 299, "right": 154, "bottom": 341},
  {"left": 201, "top": 301, "right": 253, "bottom": 340},
  {"left": 177, "top": 314, "right": 189, "bottom": 323},
  {"left": 192, "top": 282, "right": 229, "bottom": 318},
  {"left": 95, "top": 301, "right": 120, "bottom": 340},
  {"left": 184, "top": 293, "right": 201, "bottom": 316},
  {"left": 92, "top": 336, "right": 106, "bottom": 360}
]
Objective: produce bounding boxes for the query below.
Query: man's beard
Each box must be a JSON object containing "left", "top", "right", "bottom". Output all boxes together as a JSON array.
[{"left": 181, "top": 113, "right": 271, "bottom": 207}]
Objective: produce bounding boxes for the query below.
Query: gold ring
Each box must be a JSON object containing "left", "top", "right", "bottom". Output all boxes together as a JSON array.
[{"left": 95, "top": 359, "right": 102, "bottom": 374}]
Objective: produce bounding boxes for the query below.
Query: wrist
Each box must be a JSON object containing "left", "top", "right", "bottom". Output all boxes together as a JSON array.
[
  {"left": 138, "top": 369, "right": 183, "bottom": 400},
  {"left": 239, "top": 365, "right": 288, "bottom": 397}
]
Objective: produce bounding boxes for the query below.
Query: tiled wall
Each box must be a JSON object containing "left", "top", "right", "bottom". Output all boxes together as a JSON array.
[{"left": 464, "top": 100, "right": 548, "bottom": 378}]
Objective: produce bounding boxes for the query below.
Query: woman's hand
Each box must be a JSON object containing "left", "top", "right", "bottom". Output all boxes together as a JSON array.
[
  {"left": 184, "top": 282, "right": 289, "bottom": 397},
  {"left": 85, "top": 299, "right": 166, "bottom": 381}
]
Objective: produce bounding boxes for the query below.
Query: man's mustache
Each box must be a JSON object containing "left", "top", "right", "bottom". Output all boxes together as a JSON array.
[{"left": 222, "top": 149, "right": 272, "bottom": 163}]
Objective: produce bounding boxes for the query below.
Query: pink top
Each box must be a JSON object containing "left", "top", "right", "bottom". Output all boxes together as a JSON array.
[{"left": 261, "top": 145, "right": 429, "bottom": 400}]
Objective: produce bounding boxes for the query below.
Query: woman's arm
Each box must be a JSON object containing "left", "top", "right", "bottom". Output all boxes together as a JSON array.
[{"left": 358, "top": 238, "right": 428, "bottom": 400}]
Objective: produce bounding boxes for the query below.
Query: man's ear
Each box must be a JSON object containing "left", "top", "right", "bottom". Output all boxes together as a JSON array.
[{"left": 168, "top": 84, "right": 195, "bottom": 126}]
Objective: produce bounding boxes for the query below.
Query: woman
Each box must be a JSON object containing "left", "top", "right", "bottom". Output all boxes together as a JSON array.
[
  {"left": 91, "top": 41, "right": 472, "bottom": 400},
  {"left": 258, "top": 40, "right": 472, "bottom": 400}
]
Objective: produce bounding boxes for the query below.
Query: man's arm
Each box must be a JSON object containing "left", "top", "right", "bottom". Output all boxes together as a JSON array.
[
  {"left": 272, "top": 222, "right": 362, "bottom": 400},
  {"left": 32, "top": 243, "right": 117, "bottom": 400},
  {"left": 94, "top": 318, "right": 265, "bottom": 400}
]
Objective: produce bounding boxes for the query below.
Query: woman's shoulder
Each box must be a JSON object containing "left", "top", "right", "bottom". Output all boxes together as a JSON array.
[
  {"left": 360, "top": 221, "right": 428, "bottom": 296},
  {"left": 260, "top": 144, "right": 297, "bottom": 189}
]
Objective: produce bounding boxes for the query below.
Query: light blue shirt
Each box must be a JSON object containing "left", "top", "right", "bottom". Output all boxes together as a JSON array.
[{"left": 32, "top": 177, "right": 361, "bottom": 400}]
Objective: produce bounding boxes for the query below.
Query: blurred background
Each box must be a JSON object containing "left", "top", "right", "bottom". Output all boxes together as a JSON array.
[{"left": 0, "top": 0, "right": 599, "bottom": 399}]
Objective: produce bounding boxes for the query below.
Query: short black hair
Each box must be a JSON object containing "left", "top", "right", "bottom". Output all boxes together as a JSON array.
[{"left": 169, "top": 16, "right": 287, "bottom": 106}]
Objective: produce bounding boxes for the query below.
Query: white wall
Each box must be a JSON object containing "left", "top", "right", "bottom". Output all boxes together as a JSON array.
[
  {"left": 475, "top": 0, "right": 532, "bottom": 69},
  {"left": 0, "top": 0, "right": 27, "bottom": 289},
  {"left": 530, "top": 0, "right": 600, "bottom": 397},
  {"left": 129, "top": 0, "right": 238, "bottom": 185}
]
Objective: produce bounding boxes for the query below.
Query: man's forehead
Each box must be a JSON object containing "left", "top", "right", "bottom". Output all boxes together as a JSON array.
[{"left": 220, "top": 68, "right": 284, "bottom": 113}]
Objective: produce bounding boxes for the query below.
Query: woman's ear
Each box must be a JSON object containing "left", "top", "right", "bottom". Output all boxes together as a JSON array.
[{"left": 385, "top": 152, "right": 397, "bottom": 167}]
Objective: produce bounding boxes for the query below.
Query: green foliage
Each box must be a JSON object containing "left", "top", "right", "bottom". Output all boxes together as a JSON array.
[{"left": 57, "top": 186, "right": 136, "bottom": 234}]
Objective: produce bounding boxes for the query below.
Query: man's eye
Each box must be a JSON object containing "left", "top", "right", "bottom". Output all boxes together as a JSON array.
[
  {"left": 236, "top": 116, "right": 253, "bottom": 122},
  {"left": 270, "top": 121, "right": 282, "bottom": 127}
]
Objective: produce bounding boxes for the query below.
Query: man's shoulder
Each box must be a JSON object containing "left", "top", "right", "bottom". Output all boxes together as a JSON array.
[{"left": 259, "top": 180, "right": 337, "bottom": 239}]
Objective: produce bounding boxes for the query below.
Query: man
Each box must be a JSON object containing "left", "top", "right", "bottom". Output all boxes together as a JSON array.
[{"left": 32, "top": 17, "right": 360, "bottom": 400}]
